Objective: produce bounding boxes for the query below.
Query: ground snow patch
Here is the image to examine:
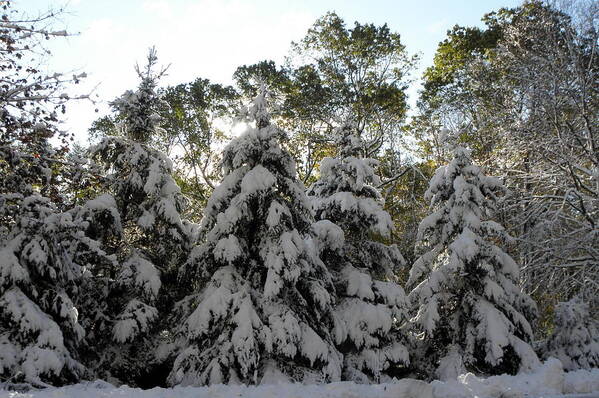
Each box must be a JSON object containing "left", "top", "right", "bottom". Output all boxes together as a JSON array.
[
  {"left": 3, "top": 360, "right": 598, "bottom": 398},
  {"left": 564, "top": 367, "right": 599, "bottom": 394},
  {"left": 432, "top": 358, "right": 564, "bottom": 398},
  {"left": 1, "top": 380, "right": 433, "bottom": 398}
]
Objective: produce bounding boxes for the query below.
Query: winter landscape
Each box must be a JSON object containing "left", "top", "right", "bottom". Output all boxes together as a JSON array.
[{"left": 1, "top": 0, "right": 598, "bottom": 397}]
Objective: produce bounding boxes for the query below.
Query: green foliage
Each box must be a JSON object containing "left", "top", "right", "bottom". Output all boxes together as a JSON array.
[
  {"left": 231, "top": 12, "right": 415, "bottom": 188},
  {"left": 158, "top": 78, "right": 240, "bottom": 217},
  {"left": 379, "top": 158, "right": 434, "bottom": 275},
  {"left": 291, "top": 12, "right": 415, "bottom": 138},
  {"left": 233, "top": 60, "right": 291, "bottom": 98},
  {"left": 422, "top": 24, "right": 500, "bottom": 99}
]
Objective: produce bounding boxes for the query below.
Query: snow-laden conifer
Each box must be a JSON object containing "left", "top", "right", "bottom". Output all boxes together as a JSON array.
[
  {"left": 0, "top": 191, "right": 118, "bottom": 386},
  {"left": 0, "top": 17, "right": 109, "bottom": 383},
  {"left": 407, "top": 146, "right": 539, "bottom": 380},
  {"left": 110, "top": 47, "right": 166, "bottom": 144},
  {"left": 169, "top": 87, "right": 342, "bottom": 386},
  {"left": 307, "top": 121, "right": 409, "bottom": 382},
  {"left": 81, "top": 50, "right": 193, "bottom": 384},
  {"left": 540, "top": 297, "right": 599, "bottom": 371}
]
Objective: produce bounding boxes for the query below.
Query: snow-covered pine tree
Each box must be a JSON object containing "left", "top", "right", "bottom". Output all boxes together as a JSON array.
[
  {"left": 110, "top": 47, "right": 166, "bottom": 145},
  {"left": 0, "top": 195, "right": 82, "bottom": 386},
  {"left": 168, "top": 87, "right": 342, "bottom": 386},
  {"left": 0, "top": 3, "right": 109, "bottom": 386},
  {"left": 539, "top": 297, "right": 599, "bottom": 371},
  {"left": 307, "top": 121, "right": 409, "bottom": 382},
  {"left": 407, "top": 146, "right": 539, "bottom": 380},
  {"left": 0, "top": 162, "right": 116, "bottom": 387},
  {"left": 82, "top": 49, "right": 193, "bottom": 385}
]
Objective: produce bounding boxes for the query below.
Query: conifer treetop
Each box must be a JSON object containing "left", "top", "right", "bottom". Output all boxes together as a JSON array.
[
  {"left": 171, "top": 90, "right": 341, "bottom": 386},
  {"left": 111, "top": 47, "right": 168, "bottom": 144},
  {"left": 408, "top": 146, "right": 539, "bottom": 380},
  {"left": 307, "top": 118, "right": 409, "bottom": 382}
]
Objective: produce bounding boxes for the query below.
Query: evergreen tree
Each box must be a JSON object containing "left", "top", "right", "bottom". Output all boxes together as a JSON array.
[
  {"left": 540, "top": 297, "right": 599, "bottom": 371},
  {"left": 307, "top": 122, "right": 409, "bottom": 382},
  {"left": 168, "top": 88, "right": 342, "bottom": 386},
  {"left": 110, "top": 47, "right": 167, "bottom": 144},
  {"left": 0, "top": 2, "right": 105, "bottom": 387},
  {"left": 0, "top": 196, "right": 93, "bottom": 386},
  {"left": 0, "top": 154, "right": 115, "bottom": 387},
  {"left": 81, "top": 49, "right": 193, "bottom": 385},
  {"left": 407, "top": 146, "right": 539, "bottom": 380}
]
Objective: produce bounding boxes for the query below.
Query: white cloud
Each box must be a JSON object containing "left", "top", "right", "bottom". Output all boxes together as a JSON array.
[
  {"left": 426, "top": 19, "right": 448, "bottom": 34},
  {"left": 52, "top": 0, "right": 316, "bottom": 143},
  {"left": 142, "top": 0, "right": 173, "bottom": 18}
]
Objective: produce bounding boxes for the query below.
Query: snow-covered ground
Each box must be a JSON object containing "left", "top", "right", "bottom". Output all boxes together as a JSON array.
[{"left": 2, "top": 359, "right": 598, "bottom": 398}]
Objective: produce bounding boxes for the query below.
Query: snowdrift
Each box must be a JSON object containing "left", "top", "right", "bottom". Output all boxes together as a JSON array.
[{"left": 2, "top": 359, "right": 598, "bottom": 398}]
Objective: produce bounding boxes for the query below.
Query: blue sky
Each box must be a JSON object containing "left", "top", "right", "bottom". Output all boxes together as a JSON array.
[{"left": 22, "top": 0, "right": 521, "bottom": 143}]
